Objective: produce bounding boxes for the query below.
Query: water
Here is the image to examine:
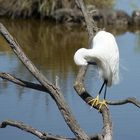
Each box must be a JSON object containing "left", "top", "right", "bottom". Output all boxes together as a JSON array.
[
  {"left": 115, "top": 0, "right": 140, "bottom": 15},
  {"left": 0, "top": 2, "right": 140, "bottom": 140}
]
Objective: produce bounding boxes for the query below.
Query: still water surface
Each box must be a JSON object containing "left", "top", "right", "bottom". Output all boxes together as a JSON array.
[{"left": 0, "top": 4, "right": 140, "bottom": 140}]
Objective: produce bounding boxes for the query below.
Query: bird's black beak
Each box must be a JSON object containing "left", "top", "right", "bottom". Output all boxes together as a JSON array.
[{"left": 88, "top": 61, "right": 97, "bottom": 65}]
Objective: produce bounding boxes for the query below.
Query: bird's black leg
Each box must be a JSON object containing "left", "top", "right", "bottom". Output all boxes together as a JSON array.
[
  {"left": 98, "top": 80, "right": 108, "bottom": 111},
  {"left": 99, "top": 80, "right": 106, "bottom": 95},
  {"left": 88, "top": 80, "right": 108, "bottom": 110},
  {"left": 103, "top": 81, "right": 108, "bottom": 99},
  {"left": 87, "top": 80, "right": 106, "bottom": 107}
]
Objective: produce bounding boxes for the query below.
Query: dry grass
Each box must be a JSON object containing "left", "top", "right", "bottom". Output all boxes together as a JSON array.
[
  {"left": 0, "top": 0, "right": 53, "bottom": 18},
  {"left": 0, "top": 0, "right": 35, "bottom": 18},
  {"left": 86, "top": 0, "right": 114, "bottom": 8},
  {"left": 0, "top": 0, "right": 114, "bottom": 18}
]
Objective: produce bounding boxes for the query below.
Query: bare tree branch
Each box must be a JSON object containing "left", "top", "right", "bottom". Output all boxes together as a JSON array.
[
  {"left": 0, "top": 120, "right": 74, "bottom": 140},
  {"left": 0, "top": 23, "right": 89, "bottom": 140},
  {"left": 73, "top": 1, "right": 140, "bottom": 139},
  {"left": 0, "top": 72, "right": 50, "bottom": 92},
  {"left": 74, "top": 0, "right": 113, "bottom": 140},
  {"left": 0, "top": 119, "right": 101, "bottom": 140},
  {"left": 108, "top": 97, "right": 140, "bottom": 108},
  {"left": 75, "top": 0, "right": 98, "bottom": 43},
  {"left": 0, "top": 72, "right": 48, "bottom": 92}
]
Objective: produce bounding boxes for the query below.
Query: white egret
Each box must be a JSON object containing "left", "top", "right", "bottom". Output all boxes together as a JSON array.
[{"left": 74, "top": 31, "right": 119, "bottom": 110}]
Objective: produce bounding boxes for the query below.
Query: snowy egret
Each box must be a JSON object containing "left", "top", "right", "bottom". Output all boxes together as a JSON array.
[{"left": 74, "top": 31, "right": 119, "bottom": 110}]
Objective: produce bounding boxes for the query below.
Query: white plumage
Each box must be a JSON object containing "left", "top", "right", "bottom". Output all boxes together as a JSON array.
[
  {"left": 74, "top": 31, "right": 119, "bottom": 87},
  {"left": 74, "top": 31, "right": 119, "bottom": 109}
]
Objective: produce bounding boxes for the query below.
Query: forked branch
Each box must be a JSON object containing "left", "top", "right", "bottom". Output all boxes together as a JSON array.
[
  {"left": 0, "top": 120, "right": 103, "bottom": 140},
  {"left": 0, "top": 72, "right": 48, "bottom": 92},
  {"left": 0, "top": 23, "right": 89, "bottom": 140},
  {"left": 0, "top": 120, "right": 73, "bottom": 140}
]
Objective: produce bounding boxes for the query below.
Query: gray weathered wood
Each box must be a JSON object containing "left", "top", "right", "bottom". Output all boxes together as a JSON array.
[{"left": 0, "top": 23, "right": 90, "bottom": 140}]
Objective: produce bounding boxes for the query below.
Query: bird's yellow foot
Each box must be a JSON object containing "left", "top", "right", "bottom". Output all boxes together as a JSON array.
[
  {"left": 88, "top": 95, "right": 100, "bottom": 107},
  {"left": 98, "top": 99, "right": 108, "bottom": 111}
]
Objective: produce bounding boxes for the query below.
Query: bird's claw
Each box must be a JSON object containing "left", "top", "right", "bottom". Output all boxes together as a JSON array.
[
  {"left": 98, "top": 99, "right": 108, "bottom": 111},
  {"left": 88, "top": 96, "right": 108, "bottom": 111},
  {"left": 88, "top": 95, "right": 100, "bottom": 107}
]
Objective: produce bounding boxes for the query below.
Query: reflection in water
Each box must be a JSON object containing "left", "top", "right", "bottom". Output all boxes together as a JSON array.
[
  {"left": 135, "top": 32, "right": 140, "bottom": 52},
  {"left": 1, "top": 18, "right": 139, "bottom": 81},
  {"left": 0, "top": 19, "right": 92, "bottom": 140},
  {"left": 0, "top": 18, "right": 88, "bottom": 81}
]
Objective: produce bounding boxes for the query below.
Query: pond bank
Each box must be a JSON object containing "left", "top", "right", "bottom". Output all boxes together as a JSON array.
[
  {"left": 50, "top": 7, "right": 140, "bottom": 27},
  {"left": 0, "top": 0, "right": 140, "bottom": 28},
  {"left": 0, "top": 7, "right": 140, "bottom": 28}
]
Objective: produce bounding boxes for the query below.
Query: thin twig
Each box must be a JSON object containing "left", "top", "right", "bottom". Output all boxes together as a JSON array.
[
  {"left": 0, "top": 120, "right": 73, "bottom": 140},
  {"left": 108, "top": 97, "right": 140, "bottom": 108},
  {"left": 75, "top": 0, "right": 99, "bottom": 44},
  {"left": 0, "top": 72, "right": 48, "bottom": 92},
  {"left": 0, "top": 119, "right": 102, "bottom": 140}
]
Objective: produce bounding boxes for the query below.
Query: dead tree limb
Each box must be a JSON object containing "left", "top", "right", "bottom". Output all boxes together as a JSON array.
[
  {"left": 0, "top": 119, "right": 100, "bottom": 140},
  {"left": 0, "top": 72, "right": 48, "bottom": 92},
  {"left": 74, "top": 0, "right": 113, "bottom": 140},
  {"left": 75, "top": 0, "right": 99, "bottom": 44},
  {"left": 0, "top": 120, "right": 73, "bottom": 140},
  {"left": 108, "top": 97, "right": 140, "bottom": 108},
  {"left": 0, "top": 120, "right": 102, "bottom": 140},
  {"left": 0, "top": 23, "right": 90, "bottom": 140}
]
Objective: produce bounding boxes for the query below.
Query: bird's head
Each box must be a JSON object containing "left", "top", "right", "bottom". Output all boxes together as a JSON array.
[{"left": 74, "top": 48, "right": 88, "bottom": 66}]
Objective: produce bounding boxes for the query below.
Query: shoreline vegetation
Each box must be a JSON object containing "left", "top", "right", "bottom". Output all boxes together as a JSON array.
[{"left": 0, "top": 0, "right": 140, "bottom": 27}]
